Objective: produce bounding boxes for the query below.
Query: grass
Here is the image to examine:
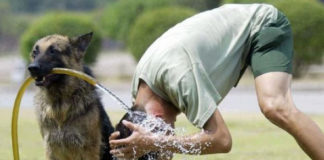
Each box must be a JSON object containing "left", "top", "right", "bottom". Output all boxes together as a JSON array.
[{"left": 1, "top": 108, "right": 323, "bottom": 160}]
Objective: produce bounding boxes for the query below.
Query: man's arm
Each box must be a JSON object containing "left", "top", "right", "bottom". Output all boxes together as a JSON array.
[
  {"left": 109, "top": 109, "right": 232, "bottom": 159},
  {"left": 159, "top": 109, "right": 232, "bottom": 154}
]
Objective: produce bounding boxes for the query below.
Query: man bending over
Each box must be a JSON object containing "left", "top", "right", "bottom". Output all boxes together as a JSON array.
[{"left": 110, "top": 4, "right": 324, "bottom": 159}]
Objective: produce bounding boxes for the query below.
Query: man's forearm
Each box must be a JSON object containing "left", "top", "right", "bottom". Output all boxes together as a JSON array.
[
  {"left": 149, "top": 110, "right": 232, "bottom": 155},
  {"left": 150, "top": 129, "right": 231, "bottom": 155}
]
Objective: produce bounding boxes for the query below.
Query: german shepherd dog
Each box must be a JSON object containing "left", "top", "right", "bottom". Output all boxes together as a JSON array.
[{"left": 28, "top": 32, "right": 114, "bottom": 160}]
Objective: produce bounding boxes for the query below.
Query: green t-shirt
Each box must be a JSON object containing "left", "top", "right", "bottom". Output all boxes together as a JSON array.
[{"left": 131, "top": 4, "right": 278, "bottom": 128}]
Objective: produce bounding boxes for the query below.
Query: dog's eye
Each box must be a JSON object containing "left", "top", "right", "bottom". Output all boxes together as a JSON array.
[
  {"left": 32, "top": 50, "right": 38, "bottom": 58},
  {"left": 48, "top": 46, "right": 59, "bottom": 54}
]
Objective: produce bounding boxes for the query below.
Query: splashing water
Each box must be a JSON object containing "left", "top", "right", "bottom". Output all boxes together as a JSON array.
[
  {"left": 124, "top": 111, "right": 205, "bottom": 159},
  {"left": 95, "top": 84, "right": 204, "bottom": 159}
]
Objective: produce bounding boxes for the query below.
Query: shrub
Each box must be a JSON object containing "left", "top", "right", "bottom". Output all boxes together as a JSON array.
[
  {"left": 128, "top": 7, "right": 196, "bottom": 61},
  {"left": 99, "top": 0, "right": 171, "bottom": 43},
  {"left": 223, "top": 0, "right": 324, "bottom": 77},
  {"left": 274, "top": 0, "right": 324, "bottom": 77},
  {"left": 173, "top": 0, "right": 221, "bottom": 11},
  {"left": 20, "top": 12, "right": 102, "bottom": 64},
  {"left": 222, "top": 0, "right": 271, "bottom": 4}
]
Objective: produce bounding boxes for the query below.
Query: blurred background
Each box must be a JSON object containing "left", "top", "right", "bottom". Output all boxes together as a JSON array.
[{"left": 0, "top": 0, "right": 323, "bottom": 159}]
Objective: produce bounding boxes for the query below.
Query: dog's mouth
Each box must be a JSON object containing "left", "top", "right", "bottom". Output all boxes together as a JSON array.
[{"left": 34, "top": 74, "right": 60, "bottom": 87}]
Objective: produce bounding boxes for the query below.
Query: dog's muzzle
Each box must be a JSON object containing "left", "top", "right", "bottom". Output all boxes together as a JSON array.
[
  {"left": 28, "top": 62, "right": 55, "bottom": 86},
  {"left": 28, "top": 63, "right": 41, "bottom": 76}
]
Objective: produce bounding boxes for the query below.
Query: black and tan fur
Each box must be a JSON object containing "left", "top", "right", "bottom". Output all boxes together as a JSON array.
[{"left": 28, "top": 33, "right": 114, "bottom": 160}]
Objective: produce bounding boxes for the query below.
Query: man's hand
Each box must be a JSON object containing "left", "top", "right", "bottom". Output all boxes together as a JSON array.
[{"left": 109, "top": 120, "right": 156, "bottom": 159}]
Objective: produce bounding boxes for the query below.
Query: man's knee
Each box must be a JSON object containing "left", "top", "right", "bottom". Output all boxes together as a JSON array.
[{"left": 259, "top": 94, "right": 298, "bottom": 127}]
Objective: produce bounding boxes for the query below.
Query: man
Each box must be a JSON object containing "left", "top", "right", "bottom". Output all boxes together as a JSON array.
[{"left": 109, "top": 4, "right": 324, "bottom": 159}]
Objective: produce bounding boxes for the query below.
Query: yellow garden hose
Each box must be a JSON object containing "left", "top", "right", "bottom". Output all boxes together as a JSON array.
[
  {"left": 11, "top": 77, "right": 33, "bottom": 160},
  {"left": 11, "top": 68, "right": 98, "bottom": 160}
]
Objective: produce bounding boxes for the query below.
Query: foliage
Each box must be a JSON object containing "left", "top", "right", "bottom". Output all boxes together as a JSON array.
[
  {"left": 222, "top": 0, "right": 271, "bottom": 3},
  {"left": 98, "top": 0, "right": 171, "bottom": 42},
  {"left": 172, "top": 0, "right": 221, "bottom": 11},
  {"left": 274, "top": 0, "right": 324, "bottom": 77},
  {"left": 8, "top": 0, "right": 115, "bottom": 13},
  {"left": 20, "top": 13, "right": 102, "bottom": 64},
  {"left": 223, "top": 0, "right": 324, "bottom": 77},
  {"left": 128, "top": 7, "right": 196, "bottom": 61},
  {"left": 99, "top": 0, "right": 222, "bottom": 43}
]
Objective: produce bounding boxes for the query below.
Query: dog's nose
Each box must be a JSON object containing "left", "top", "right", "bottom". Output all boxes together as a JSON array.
[{"left": 28, "top": 63, "right": 41, "bottom": 75}]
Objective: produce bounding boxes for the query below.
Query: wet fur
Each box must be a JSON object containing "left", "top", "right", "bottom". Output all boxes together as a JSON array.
[{"left": 30, "top": 34, "right": 114, "bottom": 160}]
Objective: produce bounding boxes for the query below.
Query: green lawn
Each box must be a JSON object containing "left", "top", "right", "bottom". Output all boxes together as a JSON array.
[{"left": 1, "top": 108, "right": 323, "bottom": 160}]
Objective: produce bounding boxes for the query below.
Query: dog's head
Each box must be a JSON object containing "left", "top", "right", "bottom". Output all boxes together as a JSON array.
[{"left": 28, "top": 32, "right": 93, "bottom": 87}]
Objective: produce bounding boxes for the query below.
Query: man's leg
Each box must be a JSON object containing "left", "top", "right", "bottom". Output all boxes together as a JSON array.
[{"left": 255, "top": 72, "right": 324, "bottom": 159}]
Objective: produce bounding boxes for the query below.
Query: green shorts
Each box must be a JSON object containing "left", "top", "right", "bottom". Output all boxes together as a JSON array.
[{"left": 249, "top": 11, "right": 294, "bottom": 77}]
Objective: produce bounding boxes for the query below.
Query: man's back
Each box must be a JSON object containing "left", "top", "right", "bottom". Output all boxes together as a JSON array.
[{"left": 132, "top": 4, "right": 279, "bottom": 127}]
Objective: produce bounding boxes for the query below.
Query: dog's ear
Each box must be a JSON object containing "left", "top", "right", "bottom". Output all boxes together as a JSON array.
[{"left": 71, "top": 32, "right": 93, "bottom": 52}]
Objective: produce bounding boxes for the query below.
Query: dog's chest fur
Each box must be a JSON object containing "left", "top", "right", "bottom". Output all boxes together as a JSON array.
[{"left": 34, "top": 78, "right": 103, "bottom": 159}]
